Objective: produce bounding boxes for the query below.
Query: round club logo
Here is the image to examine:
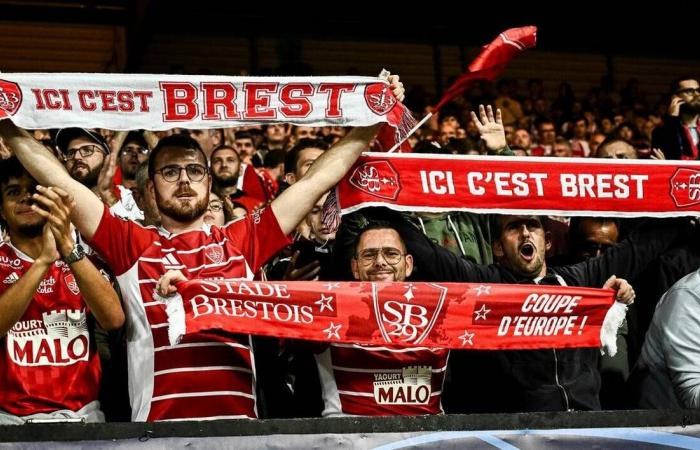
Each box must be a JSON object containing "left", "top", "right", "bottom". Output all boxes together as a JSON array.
[
  {"left": 0, "top": 80, "right": 22, "bottom": 118},
  {"left": 364, "top": 83, "right": 397, "bottom": 116}
]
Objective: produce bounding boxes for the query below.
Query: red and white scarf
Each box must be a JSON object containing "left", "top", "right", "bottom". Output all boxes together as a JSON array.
[
  {"left": 330, "top": 153, "right": 700, "bottom": 218},
  {"left": 162, "top": 279, "right": 625, "bottom": 354},
  {"left": 0, "top": 74, "right": 415, "bottom": 148}
]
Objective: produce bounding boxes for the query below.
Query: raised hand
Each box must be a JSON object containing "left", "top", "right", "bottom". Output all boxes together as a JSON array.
[
  {"left": 96, "top": 150, "right": 119, "bottom": 206},
  {"left": 380, "top": 70, "right": 405, "bottom": 103},
  {"left": 668, "top": 96, "right": 684, "bottom": 117},
  {"left": 650, "top": 148, "right": 666, "bottom": 160},
  {"left": 31, "top": 186, "right": 76, "bottom": 259},
  {"left": 603, "top": 275, "right": 636, "bottom": 305},
  {"left": 36, "top": 223, "right": 60, "bottom": 266},
  {"left": 470, "top": 104, "right": 506, "bottom": 152}
]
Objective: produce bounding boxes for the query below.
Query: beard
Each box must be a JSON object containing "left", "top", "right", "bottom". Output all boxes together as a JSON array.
[
  {"left": 121, "top": 163, "right": 138, "bottom": 180},
  {"left": 213, "top": 172, "right": 238, "bottom": 188},
  {"left": 511, "top": 256, "right": 544, "bottom": 278},
  {"left": 155, "top": 187, "right": 208, "bottom": 222},
  {"left": 69, "top": 162, "right": 101, "bottom": 188},
  {"left": 680, "top": 101, "right": 700, "bottom": 115},
  {"left": 509, "top": 251, "right": 545, "bottom": 278}
]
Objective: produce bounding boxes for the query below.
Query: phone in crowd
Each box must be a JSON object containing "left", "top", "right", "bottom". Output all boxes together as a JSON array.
[{"left": 290, "top": 239, "right": 322, "bottom": 269}]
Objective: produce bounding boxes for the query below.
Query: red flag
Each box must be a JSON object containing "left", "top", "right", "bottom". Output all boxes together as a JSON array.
[{"left": 434, "top": 26, "right": 537, "bottom": 111}]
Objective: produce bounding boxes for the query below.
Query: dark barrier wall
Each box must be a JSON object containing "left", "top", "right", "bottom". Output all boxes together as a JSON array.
[{"left": 2, "top": 410, "right": 700, "bottom": 448}]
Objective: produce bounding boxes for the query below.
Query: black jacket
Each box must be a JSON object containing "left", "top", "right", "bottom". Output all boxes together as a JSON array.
[
  {"left": 652, "top": 116, "right": 698, "bottom": 160},
  {"left": 387, "top": 214, "right": 688, "bottom": 413}
]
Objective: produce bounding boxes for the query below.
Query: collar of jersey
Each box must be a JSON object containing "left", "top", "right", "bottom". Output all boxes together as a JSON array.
[{"left": 157, "top": 222, "right": 212, "bottom": 239}]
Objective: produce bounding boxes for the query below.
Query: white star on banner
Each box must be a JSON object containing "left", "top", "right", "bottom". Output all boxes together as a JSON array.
[
  {"left": 404, "top": 283, "right": 415, "bottom": 301},
  {"left": 324, "top": 282, "right": 341, "bottom": 291},
  {"left": 323, "top": 322, "right": 342, "bottom": 340},
  {"left": 472, "top": 285, "right": 491, "bottom": 297},
  {"left": 474, "top": 304, "right": 491, "bottom": 321},
  {"left": 315, "top": 294, "right": 334, "bottom": 312},
  {"left": 459, "top": 330, "right": 475, "bottom": 347}
]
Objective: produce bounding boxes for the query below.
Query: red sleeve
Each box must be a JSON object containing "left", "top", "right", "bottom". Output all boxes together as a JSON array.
[
  {"left": 88, "top": 205, "right": 157, "bottom": 276},
  {"left": 224, "top": 206, "right": 291, "bottom": 272}
]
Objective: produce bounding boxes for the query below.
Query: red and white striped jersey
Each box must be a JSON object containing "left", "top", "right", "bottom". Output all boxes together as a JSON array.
[
  {"left": 0, "top": 242, "right": 101, "bottom": 416},
  {"left": 88, "top": 205, "right": 290, "bottom": 421},
  {"left": 315, "top": 344, "right": 449, "bottom": 416}
]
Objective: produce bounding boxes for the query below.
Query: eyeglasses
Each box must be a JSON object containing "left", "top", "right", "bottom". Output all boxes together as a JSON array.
[
  {"left": 120, "top": 146, "right": 149, "bottom": 157},
  {"left": 357, "top": 247, "right": 405, "bottom": 266},
  {"left": 677, "top": 88, "right": 700, "bottom": 96},
  {"left": 208, "top": 200, "right": 224, "bottom": 212},
  {"left": 155, "top": 164, "right": 208, "bottom": 182},
  {"left": 64, "top": 144, "right": 104, "bottom": 160}
]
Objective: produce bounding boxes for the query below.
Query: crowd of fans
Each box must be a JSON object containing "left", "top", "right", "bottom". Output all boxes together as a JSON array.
[{"left": 0, "top": 73, "right": 698, "bottom": 423}]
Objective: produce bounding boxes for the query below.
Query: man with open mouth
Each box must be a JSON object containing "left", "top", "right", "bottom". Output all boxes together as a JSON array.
[{"left": 377, "top": 209, "right": 689, "bottom": 414}]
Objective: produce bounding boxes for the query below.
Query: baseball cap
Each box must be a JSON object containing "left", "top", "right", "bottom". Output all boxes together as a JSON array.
[{"left": 55, "top": 128, "right": 110, "bottom": 156}]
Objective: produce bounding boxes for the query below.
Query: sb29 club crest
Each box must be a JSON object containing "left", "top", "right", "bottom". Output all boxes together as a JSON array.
[{"left": 373, "top": 283, "right": 447, "bottom": 345}]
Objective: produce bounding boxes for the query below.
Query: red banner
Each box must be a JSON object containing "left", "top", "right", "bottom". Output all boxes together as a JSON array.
[
  {"left": 165, "top": 279, "right": 615, "bottom": 350},
  {"left": 335, "top": 153, "right": 700, "bottom": 217}
]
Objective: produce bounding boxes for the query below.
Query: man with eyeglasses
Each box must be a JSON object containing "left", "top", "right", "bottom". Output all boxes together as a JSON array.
[
  {"left": 118, "top": 131, "right": 152, "bottom": 192},
  {"left": 55, "top": 128, "right": 146, "bottom": 224},
  {"left": 365, "top": 209, "right": 683, "bottom": 414},
  {"left": 652, "top": 77, "right": 700, "bottom": 160},
  {"left": 0, "top": 72, "right": 406, "bottom": 422},
  {"left": 306, "top": 223, "right": 449, "bottom": 416},
  {"left": 110, "top": 131, "right": 154, "bottom": 222},
  {"left": 55, "top": 128, "right": 111, "bottom": 198}
]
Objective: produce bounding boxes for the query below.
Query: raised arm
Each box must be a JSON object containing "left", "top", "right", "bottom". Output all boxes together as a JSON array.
[
  {"left": 470, "top": 104, "right": 511, "bottom": 155},
  {"left": 271, "top": 74, "right": 405, "bottom": 235},
  {"left": 0, "top": 120, "right": 105, "bottom": 240},
  {"left": 272, "top": 125, "right": 378, "bottom": 235}
]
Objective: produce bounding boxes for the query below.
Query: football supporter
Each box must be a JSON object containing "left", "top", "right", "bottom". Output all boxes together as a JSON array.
[
  {"left": 0, "top": 157, "right": 123, "bottom": 424},
  {"left": 0, "top": 73, "right": 405, "bottom": 421}
]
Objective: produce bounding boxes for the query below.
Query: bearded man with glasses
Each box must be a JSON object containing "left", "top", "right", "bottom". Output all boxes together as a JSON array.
[
  {"left": 0, "top": 67, "right": 406, "bottom": 423},
  {"left": 55, "top": 128, "right": 112, "bottom": 198},
  {"left": 652, "top": 77, "right": 700, "bottom": 160}
]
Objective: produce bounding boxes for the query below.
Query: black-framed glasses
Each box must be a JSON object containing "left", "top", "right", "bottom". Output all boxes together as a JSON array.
[
  {"left": 357, "top": 247, "right": 404, "bottom": 266},
  {"left": 155, "top": 164, "right": 208, "bottom": 182},
  {"left": 64, "top": 144, "right": 104, "bottom": 160},
  {"left": 208, "top": 199, "right": 224, "bottom": 212},
  {"left": 120, "top": 146, "right": 149, "bottom": 157},
  {"left": 677, "top": 88, "right": 700, "bottom": 96}
]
